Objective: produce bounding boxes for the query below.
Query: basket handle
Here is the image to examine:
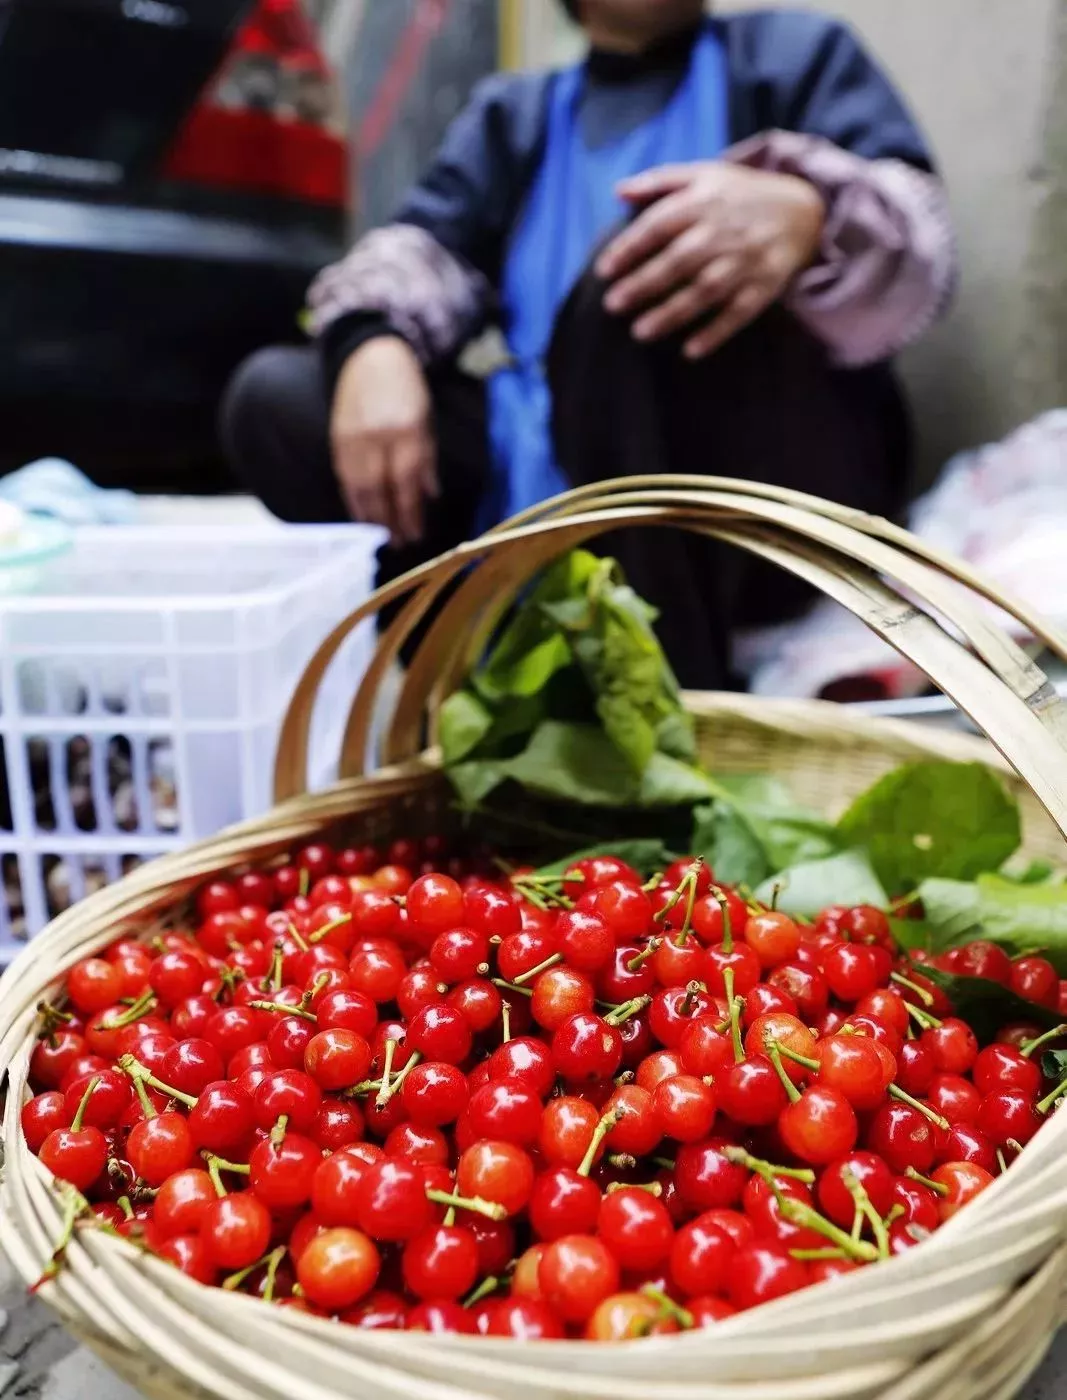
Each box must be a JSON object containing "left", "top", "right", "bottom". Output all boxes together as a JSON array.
[{"left": 273, "top": 481, "right": 1067, "bottom": 840}]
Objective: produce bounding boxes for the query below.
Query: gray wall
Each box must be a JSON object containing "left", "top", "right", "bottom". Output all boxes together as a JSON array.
[
  {"left": 742, "top": 0, "right": 1066, "bottom": 476},
  {"left": 344, "top": 0, "right": 498, "bottom": 233}
]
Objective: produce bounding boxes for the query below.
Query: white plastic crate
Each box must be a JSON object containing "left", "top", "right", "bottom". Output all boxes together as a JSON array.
[{"left": 0, "top": 524, "right": 384, "bottom": 960}]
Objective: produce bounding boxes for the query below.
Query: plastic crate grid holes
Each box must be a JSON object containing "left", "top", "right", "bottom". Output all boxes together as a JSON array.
[{"left": 0, "top": 527, "right": 383, "bottom": 960}]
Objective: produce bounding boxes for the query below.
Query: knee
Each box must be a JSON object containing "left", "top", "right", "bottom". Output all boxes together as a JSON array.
[{"left": 220, "top": 346, "right": 303, "bottom": 470}]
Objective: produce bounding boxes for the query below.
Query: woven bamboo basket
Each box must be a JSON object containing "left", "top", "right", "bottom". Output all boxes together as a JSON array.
[{"left": 5, "top": 478, "right": 1067, "bottom": 1400}]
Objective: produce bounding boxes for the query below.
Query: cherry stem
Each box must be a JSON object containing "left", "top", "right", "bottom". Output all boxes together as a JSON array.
[
  {"left": 639, "top": 1285, "right": 693, "bottom": 1330},
  {"left": 606, "top": 1180, "right": 663, "bottom": 1197},
  {"left": 70, "top": 1077, "right": 101, "bottom": 1133},
  {"left": 501, "top": 1001, "right": 512, "bottom": 1044},
  {"left": 307, "top": 912, "right": 353, "bottom": 947},
  {"left": 443, "top": 1206, "right": 457, "bottom": 1227},
  {"left": 1037, "top": 1076, "right": 1067, "bottom": 1116},
  {"left": 604, "top": 995, "right": 651, "bottom": 1028},
  {"left": 286, "top": 920, "right": 309, "bottom": 952},
  {"left": 260, "top": 942, "right": 284, "bottom": 994},
  {"left": 770, "top": 881, "right": 783, "bottom": 913},
  {"left": 607, "top": 1153, "right": 638, "bottom": 1170},
  {"left": 905, "top": 1166, "right": 949, "bottom": 1197},
  {"left": 640, "top": 873, "right": 663, "bottom": 893},
  {"left": 513, "top": 953, "right": 563, "bottom": 987},
  {"left": 302, "top": 974, "right": 330, "bottom": 1011},
  {"left": 890, "top": 972, "right": 935, "bottom": 1008},
  {"left": 298, "top": 867, "right": 310, "bottom": 898},
  {"left": 654, "top": 860, "right": 703, "bottom": 945},
  {"left": 626, "top": 939, "right": 661, "bottom": 972},
  {"left": 99, "top": 992, "right": 157, "bottom": 1031},
  {"left": 249, "top": 999, "right": 317, "bottom": 1023},
  {"left": 790, "top": 1248, "right": 847, "bottom": 1262},
  {"left": 651, "top": 1155, "right": 677, "bottom": 1171},
  {"left": 723, "top": 1147, "right": 815, "bottom": 1186},
  {"left": 118, "top": 1054, "right": 197, "bottom": 1110},
  {"left": 884, "top": 1204, "right": 905, "bottom": 1227},
  {"left": 843, "top": 1168, "right": 890, "bottom": 1259},
  {"left": 722, "top": 967, "right": 744, "bottom": 1064},
  {"left": 203, "top": 1153, "right": 251, "bottom": 1197},
  {"left": 996, "top": 1149, "right": 1009, "bottom": 1175},
  {"left": 1021, "top": 1024, "right": 1067, "bottom": 1059},
  {"left": 904, "top": 1002, "right": 942, "bottom": 1032},
  {"left": 270, "top": 1114, "right": 289, "bottom": 1148},
  {"left": 491, "top": 978, "right": 533, "bottom": 999},
  {"left": 887, "top": 1083, "right": 949, "bottom": 1130},
  {"left": 377, "top": 1051, "right": 421, "bottom": 1108},
  {"left": 778, "top": 1196, "right": 879, "bottom": 1263},
  {"left": 773, "top": 1040, "right": 820, "bottom": 1073},
  {"left": 425, "top": 1188, "right": 507, "bottom": 1222},
  {"left": 131, "top": 1075, "right": 158, "bottom": 1120},
  {"left": 31, "top": 1185, "right": 85, "bottom": 1293},
  {"left": 375, "top": 1038, "right": 398, "bottom": 1104},
  {"left": 578, "top": 1108, "right": 622, "bottom": 1177},
  {"left": 222, "top": 1244, "right": 287, "bottom": 1295},
  {"left": 679, "top": 981, "right": 705, "bottom": 1019},
  {"left": 711, "top": 886, "right": 733, "bottom": 953},
  {"left": 462, "top": 1275, "right": 501, "bottom": 1308},
  {"left": 764, "top": 1037, "right": 802, "bottom": 1105}
]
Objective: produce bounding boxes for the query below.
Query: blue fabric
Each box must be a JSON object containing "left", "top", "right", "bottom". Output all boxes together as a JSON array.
[
  {"left": 0, "top": 460, "right": 137, "bottom": 525},
  {"left": 482, "top": 24, "right": 728, "bottom": 528}
]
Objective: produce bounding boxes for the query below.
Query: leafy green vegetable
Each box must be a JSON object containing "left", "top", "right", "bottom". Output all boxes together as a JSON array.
[
  {"left": 529, "top": 840, "right": 677, "bottom": 882},
  {"left": 688, "top": 776, "right": 839, "bottom": 890},
  {"left": 754, "top": 850, "right": 888, "bottom": 918},
  {"left": 837, "top": 762, "right": 1021, "bottom": 895},
  {"left": 691, "top": 803, "right": 771, "bottom": 888},
  {"left": 918, "top": 875, "right": 1067, "bottom": 972},
  {"left": 442, "top": 551, "right": 707, "bottom": 809},
  {"left": 919, "top": 966, "right": 1062, "bottom": 1044}
]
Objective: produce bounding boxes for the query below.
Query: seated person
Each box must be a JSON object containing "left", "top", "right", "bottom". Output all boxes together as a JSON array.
[{"left": 223, "top": 0, "right": 956, "bottom": 687}]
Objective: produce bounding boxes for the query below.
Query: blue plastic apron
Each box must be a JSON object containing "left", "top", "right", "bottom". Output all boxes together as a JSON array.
[{"left": 482, "top": 24, "right": 728, "bottom": 529}]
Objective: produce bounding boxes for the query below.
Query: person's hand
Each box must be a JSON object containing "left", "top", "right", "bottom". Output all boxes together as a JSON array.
[
  {"left": 595, "top": 161, "right": 826, "bottom": 359},
  {"left": 330, "top": 337, "right": 438, "bottom": 546}
]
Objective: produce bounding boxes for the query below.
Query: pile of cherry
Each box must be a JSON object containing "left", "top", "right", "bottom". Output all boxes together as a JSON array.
[{"left": 21, "top": 839, "right": 1067, "bottom": 1341}]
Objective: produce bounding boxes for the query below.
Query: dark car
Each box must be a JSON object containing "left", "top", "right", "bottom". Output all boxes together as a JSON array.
[{"left": 0, "top": 0, "right": 348, "bottom": 490}]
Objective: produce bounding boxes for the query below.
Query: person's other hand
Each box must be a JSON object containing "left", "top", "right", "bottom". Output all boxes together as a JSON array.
[
  {"left": 595, "top": 162, "right": 825, "bottom": 359},
  {"left": 330, "top": 337, "right": 438, "bottom": 546}
]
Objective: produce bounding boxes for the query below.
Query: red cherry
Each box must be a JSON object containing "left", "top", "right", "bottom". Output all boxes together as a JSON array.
[
  {"left": 528, "top": 1167, "right": 601, "bottom": 1241},
  {"left": 728, "top": 1244, "right": 809, "bottom": 1311},
  {"left": 298, "top": 1228, "right": 381, "bottom": 1310},
  {"left": 402, "top": 1223, "right": 479, "bottom": 1300},
  {"left": 538, "top": 1234, "right": 620, "bottom": 1324}
]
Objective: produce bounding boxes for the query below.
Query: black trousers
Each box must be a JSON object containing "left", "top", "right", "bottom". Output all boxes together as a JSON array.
[{"left": 221, "top": 270, "right": 910, "bottom": 688}]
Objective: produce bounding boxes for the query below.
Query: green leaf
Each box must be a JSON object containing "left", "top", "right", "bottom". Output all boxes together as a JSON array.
[
  {"left": 474, "top": 551, "right": 599, "bottom": 701},
  {"left": 920, "top": 966, "right": 1062, "bottom": 1044},
  {"left": 915, "top": 878, "right": 983, "bottom": 947},
  {"left": 918, "top": 874, "right": 1067, "bottom": 972},
  {"left": 531, "top": 840, "right": 676, "bottom": 882},
  {"left": 690, "top": 802, "right": 772, "bottom": 889},
  {"left": 445, "top": 758, "right": 509, "bottom": 808},
  {"left": 887, "top": 916, "right": 935, "bottom": 952},
  {"left": 636, "top": 752, "right": 714, "bottom": 808},
  {"left": 998, "top": 858, "right": 1060, "bottom": 886},
  {"left": 836, "top": 761, "right": 1021, "bottom": 895},
  {"left": 502, "top": 721, "right": 641, "bottom": 806},
  {"left": 438, "top": 689, "right": 494, "bottom": 765},
  {"left": 755, "top": 850, "right": 888, "bottom": 918},
  {"left": 1041, "top": 1049, "right": 1067, "bottom": 1083}
]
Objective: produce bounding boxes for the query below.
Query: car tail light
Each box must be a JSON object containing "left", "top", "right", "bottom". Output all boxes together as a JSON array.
[{"left": 161, "top": 0, "right": 347, "bottom": 208}]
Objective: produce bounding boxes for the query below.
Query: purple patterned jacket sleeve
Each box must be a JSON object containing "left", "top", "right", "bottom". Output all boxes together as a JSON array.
[
  {"left": 726, "top": 129, "right": 957, "bottom": 366},
  {"left": 308, "top": 133, "right": 956, "bottom": 370},
  {"left": 306, "top": 223, "right": 492, "bottom": 365}
]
